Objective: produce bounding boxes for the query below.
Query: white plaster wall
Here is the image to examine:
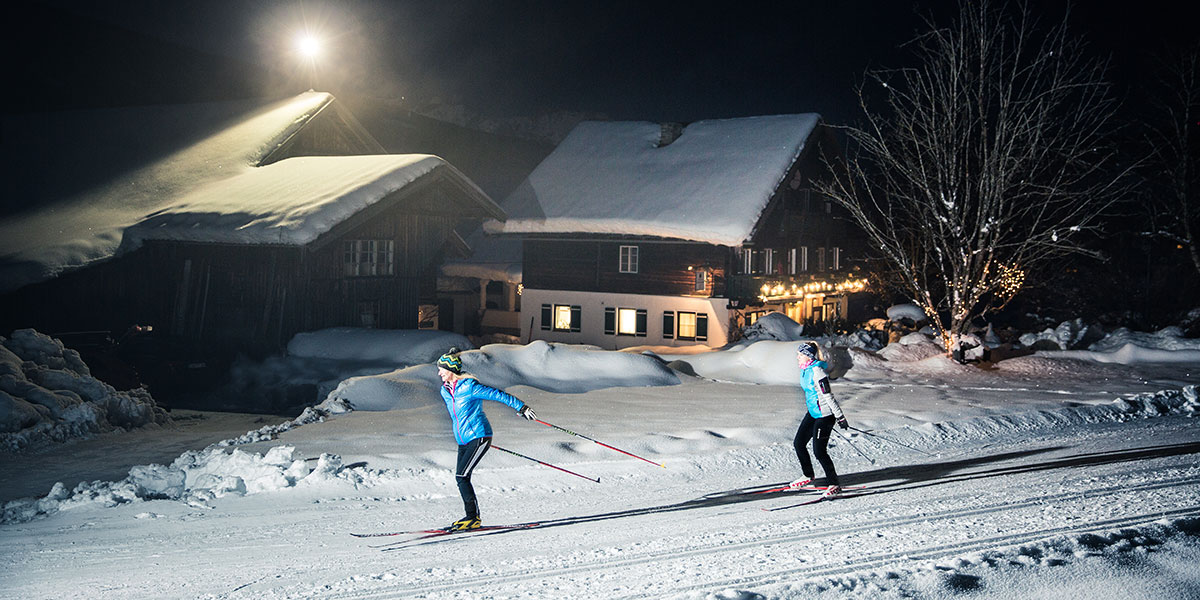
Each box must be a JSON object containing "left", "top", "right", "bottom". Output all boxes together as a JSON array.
[{"left": 520, "top": 288, "right": 731, "bottom": 350}]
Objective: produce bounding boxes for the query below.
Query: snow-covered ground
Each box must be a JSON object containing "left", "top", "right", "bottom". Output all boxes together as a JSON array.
[{"left": 2, "top": 325, "right": 1199, "bottom": 599}]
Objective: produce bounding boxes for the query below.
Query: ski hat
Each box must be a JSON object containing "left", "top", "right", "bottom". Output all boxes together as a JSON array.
[
  {"left": 796, "top": 342, "right": 820, "bottom": 362},
  {"left": 436, "top": 347, "right": 463, "bottom": 374}
]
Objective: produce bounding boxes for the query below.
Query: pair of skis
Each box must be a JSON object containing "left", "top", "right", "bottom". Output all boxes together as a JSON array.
[
  {"left": 761, "top": 484, "right": 872, "bottom": 511},
  {"left": 352, "top": 522, "right": 541, "bottom": 550}
]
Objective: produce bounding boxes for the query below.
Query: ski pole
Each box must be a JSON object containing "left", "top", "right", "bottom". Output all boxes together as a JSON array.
[
  {"left": 848, "top": 426, "right": 935, "bottom": 457},
  {"left": 534, "top": 419, "right": 666, "bottom": 468},
  {"left": 833, "top": 429, "right": 876, "bottom": 465},
  {"left": 491, "top": 445, "right": 600, "bottom": 483}
]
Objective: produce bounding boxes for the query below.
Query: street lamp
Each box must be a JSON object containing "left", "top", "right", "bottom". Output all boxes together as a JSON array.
[{"left": 294, "top": 33, "right": 322, "bottom": 89}]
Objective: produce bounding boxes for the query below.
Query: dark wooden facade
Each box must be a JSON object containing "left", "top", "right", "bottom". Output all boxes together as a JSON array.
[
  {"left": 521, "top": 124, "right": 866, "bottom": 307},
  {"left": 0, "top": 169, "right": 491, "bottom": 358},
  {"left": 523, "top": 238, "right": 730, "bottom": 297}
]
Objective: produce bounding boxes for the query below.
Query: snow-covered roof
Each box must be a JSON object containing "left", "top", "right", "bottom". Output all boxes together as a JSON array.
[
  {"left": 440, "top": 233, "right": 523, "bottom": 284},
  {"left": 484, "top": 114, "right": 821, "bottom": 246},
  {"left": 121, "top": 155, "right": 494, "bottom": 248},
  {"left": 0, "top": 92, "right": 430, "bottom": 293}
]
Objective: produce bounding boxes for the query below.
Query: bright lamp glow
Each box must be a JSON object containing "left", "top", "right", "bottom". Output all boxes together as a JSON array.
[{"left": 296, "top": 34, "right": 321, "bottom": 58}]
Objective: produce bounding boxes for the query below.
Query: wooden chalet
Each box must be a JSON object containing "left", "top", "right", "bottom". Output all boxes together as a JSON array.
[
  {"left": 484, "top": 116, "right": 868, "bottom": 349},
  {"left": 0, "top": 93, "right": 504, "bottom": 359}
]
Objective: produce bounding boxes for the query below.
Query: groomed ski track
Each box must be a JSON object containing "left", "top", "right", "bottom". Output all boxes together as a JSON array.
[{"left": 259, "top": 415, "right": 1200, "bottom": 600}]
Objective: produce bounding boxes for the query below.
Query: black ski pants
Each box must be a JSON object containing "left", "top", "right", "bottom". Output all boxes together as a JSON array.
[
  {"left": 456, "top": 436, "right": 492, "bottom": 519},
  {"left": 793, "top": 413, "right": 839, "bottom": 484}
]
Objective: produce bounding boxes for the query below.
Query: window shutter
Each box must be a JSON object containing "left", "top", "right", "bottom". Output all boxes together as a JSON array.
[
  {"left": 696, "top": 313, "right": 709, "bottom": 341},
  {"left": 604, "top": 307, "right": 616, "bottom": 335},
  {"left": 636, "top": 309, "right": 647, "bottom": 337},
  {"left": 570, "top": 305, "right": 582, "bottom": 332},
  {"left": 541, "top": 304, "right": 552, "bottom": 330},
  {"left": 662, "top": 312, "right": 675, "bottom": 339}
]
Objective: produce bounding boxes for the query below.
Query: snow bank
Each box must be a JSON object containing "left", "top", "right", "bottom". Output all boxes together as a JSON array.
[
  {"left": 326, "top": 341, "right": 681, "bottom": 411},
  {"left": 1, "top": 330, "right": 169, "bottom": 452},
  {"left": 217, "top": 329, "right": 474, "bottom": 413},
  {"left": 1011, "top": 320, "right": 1200, "bottom": 364},
  {"left": 739, "top": 312, "right": 806, "bottom": 343},
  {"left": 1087, "top": 326, "right": 1200, "bottom": 353},
  {"left": 876, "top": 332, "right": 946, "bottom": 363},
  {"left": 659, "top": 340, "right": 813, "bottom": 385},
  {"left": 850, "top": 386, "right": 1199, "bottom": 452},
  {"left": 1, "top": 444, "right": 349, "bottom": 524},
  {"left": 287, "top": 328, "right": 472, "bottom": 363},
  {"left": 1051, "top": 343, "right": 1200, "bottom": 365}
]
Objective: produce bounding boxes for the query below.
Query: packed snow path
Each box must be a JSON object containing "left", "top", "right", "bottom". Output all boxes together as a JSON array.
[{"left": 2, "top": 403, "right": 1197, "bottom": 599}]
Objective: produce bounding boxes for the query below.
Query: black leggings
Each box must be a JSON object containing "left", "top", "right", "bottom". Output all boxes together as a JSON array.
[
  {"left": 793, "top": 414, "right": 839, "bottom": 484},
  {"left": 456, "top": 437, "right": 492, "bottom": 518}
]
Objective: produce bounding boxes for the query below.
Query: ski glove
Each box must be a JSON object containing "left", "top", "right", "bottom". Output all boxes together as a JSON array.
[
  {"left": 519, "top": 405, "right": 538, "bottom": 421},
  {"left": 837, "top": 417, "right": 849, "bottom": 430}
]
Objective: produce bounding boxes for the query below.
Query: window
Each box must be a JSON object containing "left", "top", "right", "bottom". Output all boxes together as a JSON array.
[
  {"left": 618, "top": 308, "right": 638, "bottom": 335},
  {"left": 798, "top": 246, "right": 809, "bottom": 272},
  {"left": 606, "top": 307, "right": 646, "bottom": 336},
  {"left": 619, "top": 245, "right": 639, "bottom": 273},
  {"left": 764, "top": 249, "right": 775, "bottom": 274},
  {"left": 741, "top": 248, "right": 754, "bottom": 274},
  {"left": 796, "top": 187, "right": 811, "bottom": 209},
  {"left": 817, "top": 247, "right": 826, "bottom": 271},
  {"left": 787, "top": 248, "right": 797, "bottom": 275},
  {"left": 541, "top": 304, "right": 581, "bottom": 332},
  {"left": 343, "top": 240, "right": 395, "bottom": 276},
  {"left": 832, "top": 247, "right": 841, "bottom": 271},
  {"left": 676, "top": 311, "right": 709, "bottom": 341},
  {"left": 357, "top": 301, "right": 379, "bottom": 328}
]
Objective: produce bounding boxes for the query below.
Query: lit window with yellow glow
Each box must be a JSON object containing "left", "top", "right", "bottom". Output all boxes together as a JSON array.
[
  {"left": 618, "top": 308, "right": 638, "bottom": 335},
  {"left": 554, "top": 305, "right": 573, "bottom": 330},
  {"left": 677, "top": 312, "right": 697, "bottom": 338}
]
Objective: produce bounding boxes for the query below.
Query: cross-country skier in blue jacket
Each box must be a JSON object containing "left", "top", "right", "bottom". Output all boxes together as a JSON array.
[
  {"left": 789, "top": 341, "right": 849, "bottom": 497},
  {"left": 436, "top": 347, "right": 537, "bottom": 531}
]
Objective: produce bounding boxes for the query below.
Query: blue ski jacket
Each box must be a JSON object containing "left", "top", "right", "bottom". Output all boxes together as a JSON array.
[
  {"left": 799, "top": 360, "right": 845, "bottom": 420},
  {"left": 440, "top": 376, "right": 526, "bottom": 445}
]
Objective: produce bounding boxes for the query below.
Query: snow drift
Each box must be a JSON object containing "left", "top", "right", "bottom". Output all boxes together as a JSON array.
[
  {"left": 1, "top": 329, "right": 170, "bottom": 452},
  {"left": 325, "top": 340, "right": 681, "bottom": 411}
]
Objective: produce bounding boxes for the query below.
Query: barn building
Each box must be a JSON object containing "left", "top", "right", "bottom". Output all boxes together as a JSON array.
[{"left": 0, "top": 92, "right": 504, "bottom": 361}]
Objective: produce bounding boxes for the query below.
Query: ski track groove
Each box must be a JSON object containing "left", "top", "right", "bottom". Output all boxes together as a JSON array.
[
  {"left": 616, "top": 505, "right": 1200, "bottom": 600},
  {"left": 307, "top": 474, "right": 1200, "bottom": 599}
]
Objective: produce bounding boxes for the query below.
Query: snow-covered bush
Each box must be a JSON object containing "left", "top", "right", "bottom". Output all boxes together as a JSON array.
[
  {"left": 1018, "top": 319, "right": 1105, "bottom": 350},
  {"left": 887, "top": 303, "right": 929, "bottom": 324},
  {"left": 1, "top": 330, "right": 169, "bottom": 452}
]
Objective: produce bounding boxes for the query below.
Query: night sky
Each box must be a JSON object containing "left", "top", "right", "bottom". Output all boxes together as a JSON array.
[{"left": 12, "top": 0, "right": 1198, "bottom": 126}]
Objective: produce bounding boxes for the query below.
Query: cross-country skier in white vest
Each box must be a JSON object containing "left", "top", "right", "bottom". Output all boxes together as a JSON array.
[
  {"left": 436, "top": 347, "right": 537, "bottom": 531},
  {"left": 789, "top": 341, "right": 849, "bottom": 498}
]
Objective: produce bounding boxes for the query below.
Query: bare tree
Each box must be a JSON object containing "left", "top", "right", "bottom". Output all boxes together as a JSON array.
[
  {"left": 1143, "top": 45, "right": 1200, "bottom": 278},
  {"left": 819, "top": 0, "right": 1132, "bottom": 352}
]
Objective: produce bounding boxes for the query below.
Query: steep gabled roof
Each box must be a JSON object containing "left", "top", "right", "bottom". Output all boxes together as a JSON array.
[
  {"left": 0, "top": 92, "right": 464, "bottom": 293},
  {"left": 485, "top": 114, "right": 821, "bottom": 246},
  {"left": 121, "top": 155, "right": 502, "bottom": 249}
]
